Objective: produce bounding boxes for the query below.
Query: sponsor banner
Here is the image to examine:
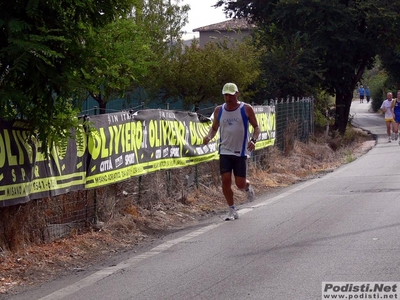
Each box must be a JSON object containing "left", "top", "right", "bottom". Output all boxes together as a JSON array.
[
  {"left": 253, "top": 105, "right": 276, "bottom": 150},
  {"left": 85, "top": 109, "right": 217, "bottom": 188},
  {"left": 0, "top": 106, "right": 275, "bottom": 205},
  {"left": 0, "top": 121, "right": 87, "bottom": 206},
  {"left": 85, "top": 107, "right": 275, "bottom": 188},
  {"left": 322, "top": 282, "right": 400, "bottom": 299}
]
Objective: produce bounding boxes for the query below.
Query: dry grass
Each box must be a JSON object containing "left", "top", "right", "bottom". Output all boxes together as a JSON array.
[{"left": 0, "top": 129, "right": 374, "bottom": 296}]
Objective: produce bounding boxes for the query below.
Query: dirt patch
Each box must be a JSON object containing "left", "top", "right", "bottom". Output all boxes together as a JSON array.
[{"left": 0, "top": 131, "right": 374, "bottom": 297}]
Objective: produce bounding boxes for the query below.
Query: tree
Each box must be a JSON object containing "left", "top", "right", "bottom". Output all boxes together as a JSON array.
[
  {"left": 133, "top": 0, "right": 190, "bottom": 105},
  {"left": 251, "top": 28, "right": 320, "bottom": 100},
  {"left": 135, "top": 0, "right": 189, "bottom": 50},
  {"left": 63, "top": 0, "right": 190, "bottom": 115},
  {"left": 216, "top": 0, "right": 400, "bottom": 134},
  {"left": 0, "top": 0, "right": 135, "bottom": 149},
  {"left": 77, "top": 18, "right": 153, "bottom": 114},
  {"left": 147, "top": 38, "right": 260, "bottom": 110},
  {"left": 380, "top": 48, "right": 400, "bottom": 91}
]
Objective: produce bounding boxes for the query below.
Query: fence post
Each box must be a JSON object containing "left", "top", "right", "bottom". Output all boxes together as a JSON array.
[
  {"left": 93, "top": 189, "right": 98, "bottom": 224},
  {"left": 195, "top": 165, "right": 199, "bottom": 189},
  {"left": 138, "top": 176, "right": 142, "bottom": 201},
  {"left": 166, "top": 170, "right": 171, "bottom": 197}
]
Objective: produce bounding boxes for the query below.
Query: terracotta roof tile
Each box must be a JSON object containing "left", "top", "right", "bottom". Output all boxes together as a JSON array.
[{"left": 193, "top": 18, "right": 255, "bottom": 32}]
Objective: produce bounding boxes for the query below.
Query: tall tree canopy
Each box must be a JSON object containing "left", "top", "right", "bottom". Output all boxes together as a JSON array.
[
  {"left": 54, "top": 0, "right": 189, "bottom": 115},
  {"left": 77, "top": 18, "right": 153, "bottom": 114},
  {"left": 0, "top": 0, "right": 135, "bottom": 149},
  {"left": 380, "top": 48, "right": 400, "bottom": 91},
  {"left": 217, "top": 0, "right": 400, "bottom": 133}
]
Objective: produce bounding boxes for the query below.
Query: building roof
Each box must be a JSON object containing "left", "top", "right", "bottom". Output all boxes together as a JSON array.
[{"left": 193, "top": 18, "right": 255, "bottom": 33}]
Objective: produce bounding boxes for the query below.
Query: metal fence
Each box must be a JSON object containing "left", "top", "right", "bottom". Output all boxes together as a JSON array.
[
  {"left": 0, "top": 97, "right": 314, "bottom": 250},
  {"left": 275, "top": 97, "right": 315, "bottom": 150}
]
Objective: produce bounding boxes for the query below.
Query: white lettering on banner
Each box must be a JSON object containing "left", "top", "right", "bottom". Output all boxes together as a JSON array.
[
  {"left": 196, "top": 147, "right": 205, "bottom": 155},
  {"left": 163, "top": 148, "right": 169, "bottom": 158},
  {"left": 170, "top": 147, "right": 179, "bottom": 158},
  {"left": 108, "top": 114, "right": 119, "bottom": 124},
  {"left": 207, "top": 143, "right": 216, "bottom": 153},
  {"left": 125, "top": 153, "right": 135, "bottom": 165},
  {"left": 155, "top": 149, "right": 161, "bottom": 159},
  {"left": 115, "top": 156, "right": 123, "bottom": 168},
  {"left": 100, "top": 158, "right": 113, "bottom": 172}
]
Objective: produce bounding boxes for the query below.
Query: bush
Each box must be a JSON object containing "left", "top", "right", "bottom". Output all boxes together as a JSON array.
[
  {"left": 325, "top": 125, "right": 365, "bottom": 151},
  {"left": 314, "top": 91, "right": 335, "bottom": 131},
  {"left": 369, "top": 72, "right": 388, "bottom": 112}
]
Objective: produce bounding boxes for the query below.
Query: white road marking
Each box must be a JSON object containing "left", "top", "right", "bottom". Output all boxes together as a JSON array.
[
  {"left": 39, "top": 223, "right": 221, "bottom": 300},
  {"left": 39, "top": 178, "right": 319, "bottom": 299}
]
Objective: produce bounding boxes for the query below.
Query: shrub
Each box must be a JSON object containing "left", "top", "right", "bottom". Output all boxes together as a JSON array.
[{"left": 369, "top": 71, "right": 388, "bottom": 112}]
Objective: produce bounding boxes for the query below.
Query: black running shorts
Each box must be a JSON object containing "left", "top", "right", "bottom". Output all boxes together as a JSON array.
[{"left": 219, "top": 155, "right": 247, "bottom": 177}]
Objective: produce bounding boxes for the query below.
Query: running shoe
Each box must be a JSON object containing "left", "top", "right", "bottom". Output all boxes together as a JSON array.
[
  {"left": 246, "top": 185, "right": 255, "bottom": 202},
  {"left": 225, "top": 207, "right": 239, "bottom": 221}
]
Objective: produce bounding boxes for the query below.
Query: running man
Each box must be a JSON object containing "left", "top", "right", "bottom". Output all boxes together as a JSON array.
[{"left": 203, "top": 83, "right": 260, "bottom": 221}]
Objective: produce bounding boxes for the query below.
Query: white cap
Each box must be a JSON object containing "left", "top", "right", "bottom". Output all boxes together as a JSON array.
[{"left": 222, "top": 83, "right": 239, "bottom": 95}]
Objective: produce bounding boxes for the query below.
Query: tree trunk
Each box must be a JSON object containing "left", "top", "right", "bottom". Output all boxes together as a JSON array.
[
  {"left": 332, "top": 58, "right": 368, "bottom": 134},
  {"left": 98, "top": 100, "right": 107, "bottom": 114},
  {"left": 334, "top": 91, "right": 353, "bottom": 135},
  {"left": 89, "top": 92, "right": 107, "bottom": 115}
]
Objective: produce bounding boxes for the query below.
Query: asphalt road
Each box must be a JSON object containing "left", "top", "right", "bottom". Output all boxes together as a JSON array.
[{"left": 8, "top": 101, "right": 400, "bottom": 300}]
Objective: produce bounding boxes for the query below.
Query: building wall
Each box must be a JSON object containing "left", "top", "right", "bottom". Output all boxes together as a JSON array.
[{"left": 198, "top": 30, "right": 252, "bottom": 48}]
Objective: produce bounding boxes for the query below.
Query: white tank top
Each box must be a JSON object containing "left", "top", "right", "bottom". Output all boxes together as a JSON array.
[{"left": 217, "top": 102, "right": 250, "bottom": 157}]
